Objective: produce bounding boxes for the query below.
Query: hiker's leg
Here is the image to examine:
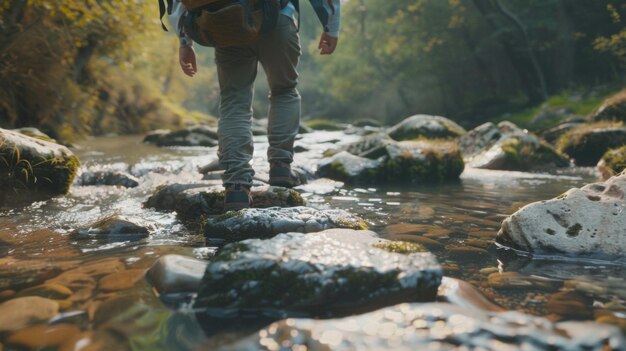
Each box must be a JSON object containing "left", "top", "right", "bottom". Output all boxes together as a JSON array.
[
  {"left": 258, "top": 15, "right": 302, "bottom": 164},
  {"left": 215, "top": 46, "right": 258, "bottom": 186}
]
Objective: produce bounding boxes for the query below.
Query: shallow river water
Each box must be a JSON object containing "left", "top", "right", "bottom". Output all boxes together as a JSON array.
[{"left": 0, "top": 131, "right": 624, "bottom": 350}]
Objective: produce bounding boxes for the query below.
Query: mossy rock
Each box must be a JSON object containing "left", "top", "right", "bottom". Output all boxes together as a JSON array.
[
  {"left": 12, "top": 128, "right": 56, "bottom": 143},
  {"left": 204, "top": 206, "right": 368, "bottom": 242},
  {"left": 598, "top": 145, "right": 626, "bottom": 179},
  {"left": 0, "top": 128, "right": 79, "bottom": 204},
  {"left": 316, "top": 151, "right": 381, "bottom": 183},
  {"left": 143, "top": 125, "right": 218, "bottom": 147},
  {"left": 556, "top": 122, "right": 626, "bottom": 166},
  {"left": 75, "top": 170, "right": 139, "bottom": 188},
  {"left": 194, "top": 229, "right": 442, "bottom": 318},
  {"left": 305, "top": 119, "right": 343, "bottom": 131},
  {"left": 387, "top": 114, "right": 466, "bottom": 141},
  {"left": 591, "top": 89, "right": 626, "bottom": 123},
  {"left": 70, "top": 215, "right": 149, "bottom": 242}
]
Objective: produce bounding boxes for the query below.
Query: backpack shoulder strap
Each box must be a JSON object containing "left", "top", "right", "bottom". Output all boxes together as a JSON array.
[{"left": 159, "top": 0, "right": 174, "bottom": 31}]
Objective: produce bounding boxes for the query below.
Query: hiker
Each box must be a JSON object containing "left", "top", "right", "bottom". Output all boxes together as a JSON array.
[{"left": 166, "top": 0, "right": 340, "bottom": 211}]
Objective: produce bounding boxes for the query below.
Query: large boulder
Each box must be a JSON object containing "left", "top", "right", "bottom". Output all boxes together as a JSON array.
[
  {"left": 498, "top": 171, "right": 626, "bottom": 261},
  {"left": 556, "top": 122, "right": 626, "bottom": 166},
  {"left": 204, "top": 207, "right": 367, "bottom": 242},
  {"left": 220, "top": 302, "right": 624, "bottom": 351},
  {"left": 143, "top": 126, "right": 218, "bottom": 147},
  {"left": 387, "top": 114, "right": 466, "bottom": 141},
  {"left": 591, "top": 89, "right": 626, "bottom": 123},
  {"left": 460, "top": 122, "right": 569, "bottom": 171},
  {"left": 317, "top": 140, "right": 464, "bottom": 184},
  {"left": 598, "top": 146, "right": 626, "bottom": 180},
  {"left": 0, "top": 128, "right": 79, "bottom": 204},
  {"left": 194, "top": 229, "right": 442, "bottom": 318},
  {"left": 145, "top": 184, "right": 305, "bottom": 220}
]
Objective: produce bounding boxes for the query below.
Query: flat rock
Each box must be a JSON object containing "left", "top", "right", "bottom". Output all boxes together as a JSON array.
[
  {"left": 498, "top": 171, "right": 626, "bottom": 260},
  {"left": 75, "top": 170, "right": 139, "bottom": 188},
  {"left": 387, "top": 114, "right": 466, "bottom": 141},
  {"left": 194, "top": 229, "right": 442, "bottom": 318},
  {"left": 460, "top": 121, "right": 568, "bottom": 171},
  {"left": 0, "top": 296, "right": 59, "bottom": 331},
  {"left": 143, "top": 125, "right": 218, "bottom": 147},
  {"left": 70, "top": 216, "right": 149, "bottom": 242},
  {"left": 146, "top": 255, "right": 208, "bottom": 294},
  {"left": 204, "top": 207, "right": 368, "bottom": 242},
  {"left": 220, "top": 302, "right": 624, "bottom": 351},
  {"left": 7, "top": 324, "right": 80, "bottom": 350},
  {"left": 145, "top": 184, "right": 305, "bottom": 220},
  {"left": 557, "top": 122, "right": 626, "bottom": 166},
  {"left": 0, "top": 128, "right": 79, "bottom": 204},
  {"left": 98, "top": 269, "right": 146, "bottom": 292}
]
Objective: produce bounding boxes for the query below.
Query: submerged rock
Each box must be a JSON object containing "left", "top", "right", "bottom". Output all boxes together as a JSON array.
[
  {"left": 221, "top": 302, "right": 624, "bottom": 351},
  {"left": 143, "top": 126, "right": 218, "bottom": 147},
  {"left": 0, "top": 128, "right": 79, "bottom": 204},
  {"left": 145, "top": 184, "right": 305, "bottom": 220},
  {"left": 70, "top": 216, "right": 149, "bottom": 242},
  {"left": 498, "top": 171, "right": 626, "bottom": 260},
  {"left": 195, "top": 229, "right": 442, "bottom": 317},
  {"left": 75, "top": 170, "right": 139, "bottom": 188},
  {"left": 204, "top": 207, "right": 367, "bottom": 242},
  {"left": 591, "top": 89, "right": 626, "bottom": 123},
  {"left": 556, "top": 122, "right": 626, "bottom": 166},
  {"left": 460, "top": 122, "right": 568, "bottom": 171},
  {"left": 317, "top": 140, "right": 464, "bottom": 184},
  {"left": 387, "top": 114, "right": 466, "bottom": 141},
  {"left": 6, "top": 324, "right": 80, "bottom": 350},
  {"left": 598, "top": 145, "right": 626, "bottom": 180},
  {"left": 146, "top": 255, "right": 208, "bottom": 294},
  {"left": 0, "top": 296, "right": 59, "bottom": 332}
]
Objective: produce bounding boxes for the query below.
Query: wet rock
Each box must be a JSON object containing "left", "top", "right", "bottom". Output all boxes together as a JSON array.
[
  {"left": 198, "top": 159, "right": 223, "bottom": 174},
  {"left": 6, "top": 324, "right": 80, "bottom": 350},
  {"left": 0, "top": 296, "right": 59, "bottom": 331},
  {"left": 98, "top": 269, "right": 146, "bottom": 292},
  {"left": 70, "top": 216, "right": 149, "bottom": 242},
  {"left": 317, "top": 140, "right": 464, "bottom": 184},
  {"left": 145, "top": 184, "right": 305, "bottom": 220},
  {"left": 146, "top": 255, "right": 208, "bottom": 294},
  {"left": 598, "top": 145, "right": 626, "bottom": 180},
  {"left": 460, "top": 121, "right": 568, "bottom": 171},
  {"left": 338, "top": 133, "right": 396, "bottom": 157},
  {"left": 591, "top": 89, "right": 626, "bottom": 123},
  {"left": 547, "top": 290, "right": 594, "bottom": 319},
  {"left": 438, "top": 277, "right": 504, "bottom": 312},
  {"left": 75, "top": 170, "right": 139, "bottom": 188},
  {"left": 352, "top": 118, "right": 383, "bottom": 128},
  {"left": 387, "top": 114, "right": 466, "bottom": 141},
  {"left": 0, "top": 128, "right": 80, "bottom": 204},
  {"left": 539, "top": 117, "right": 586, "bottom": 143},
  {"left": 498, "top": 171, "right": 626, "bottom": 260},
  {"left": 487, "top": 272, "right": 560, "bottom": 291},
  {"left": 204, "top": 207, "right": 367, "bottom": 242},
  {"left": 16, "top": 283, "right": 72, "bottom": 300},
  {"left": 143, "top": 125, "right": 218, "bottom": 147},
  {"left": 557, "top": 122, "right": 626, "bottom": 166},
  {"left": 195, "top": 229, "right": 442, "bottom": 317},
  {"left": 221, "top": 302, "right": 624, "bottom": 351},
  {"left": 143, "top": 129, "right": 171, "bottom": 144}
]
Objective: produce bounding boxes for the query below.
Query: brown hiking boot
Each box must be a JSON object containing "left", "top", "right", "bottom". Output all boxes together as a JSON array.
[
  {"left": 269, "top": 161, "right": 302, "bottom": 188},
  {"left": 224, "top": 184, "right": 251, "bottom": 212}
]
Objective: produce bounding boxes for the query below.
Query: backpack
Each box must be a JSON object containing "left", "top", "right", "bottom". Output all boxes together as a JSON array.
[{"left": 159, "top": 0, "right": 296, "bottom": 48}]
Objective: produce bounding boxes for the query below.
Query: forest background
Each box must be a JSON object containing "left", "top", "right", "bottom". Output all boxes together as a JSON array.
[{"left": 0, "top": 0, "right": 625, "bottom": 143}]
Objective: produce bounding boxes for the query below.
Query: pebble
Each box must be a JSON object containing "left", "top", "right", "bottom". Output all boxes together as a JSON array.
[
  {"left": 480, "top": 267, "right": 498, "bottom": 276},
  {"left": 446, "top": 245, "right": 488, "bottom": 257},
  {"left": 98, "top": 269, "right": 146, "bottom": 292},
  {"left": 0, "top": 297, "right": 60, "bottom": 331},
  {"left": 17, "top": 283, "right": 73, "bottom": 300},
  {"left": 564, "top": 280, "right": 607, "bottom": 295},
  {"left": 7, "top": 324, "right": 80, "bottom": 349},
  {"left": 464, "top": 239, "right": 492, "bottom": 249},
  {"left": 488, "top": 272, "right": 533, "bottom": 289},
  {"left": 546, "top": 291, "right": 594, "bottom": 319}
]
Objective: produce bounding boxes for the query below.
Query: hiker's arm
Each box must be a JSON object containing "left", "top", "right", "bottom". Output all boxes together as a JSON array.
[
  {"left": 170, "top": 0, "right": 197, "bottom": 77},
  {"left": 309, "top": 0, "right": 341, "bottom": 55}
]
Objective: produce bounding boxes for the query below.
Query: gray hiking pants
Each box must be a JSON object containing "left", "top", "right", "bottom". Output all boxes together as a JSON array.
[{"left": 215, "top": 15, "right": 302, "bottom": 186}]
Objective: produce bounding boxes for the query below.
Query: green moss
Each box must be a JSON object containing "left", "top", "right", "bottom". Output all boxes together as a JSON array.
[
  {"left": 600, "top": 146, "right": 626, "bottom": 174},
  {"left": 212, "top": 243, "right": 249, "bottom": 262},
  {"left": 213, "top": 209, "right": 243, "bottom": 221},
  {"left": 374, "top": 241, "right": 428, "bottom": 254},
  {"left": 379, "top": 141, "right": 464, "bottom": 183},
  {"left": 306, "top": 119, "right": 342, "bottom": 131},
  {"left": 556, "top": 121, "right": 625, "bottom": 166},
  {"left": 499, "top": 137, "right": 568, "bottom": 170}
]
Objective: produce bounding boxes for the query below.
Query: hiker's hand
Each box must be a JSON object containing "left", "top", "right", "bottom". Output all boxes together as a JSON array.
[
  {"left": 179, "top": 46, "right": 197, "bottom": 77},
  {"left": 319, "top": 33, "right": 338, "bottom": 55}
]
